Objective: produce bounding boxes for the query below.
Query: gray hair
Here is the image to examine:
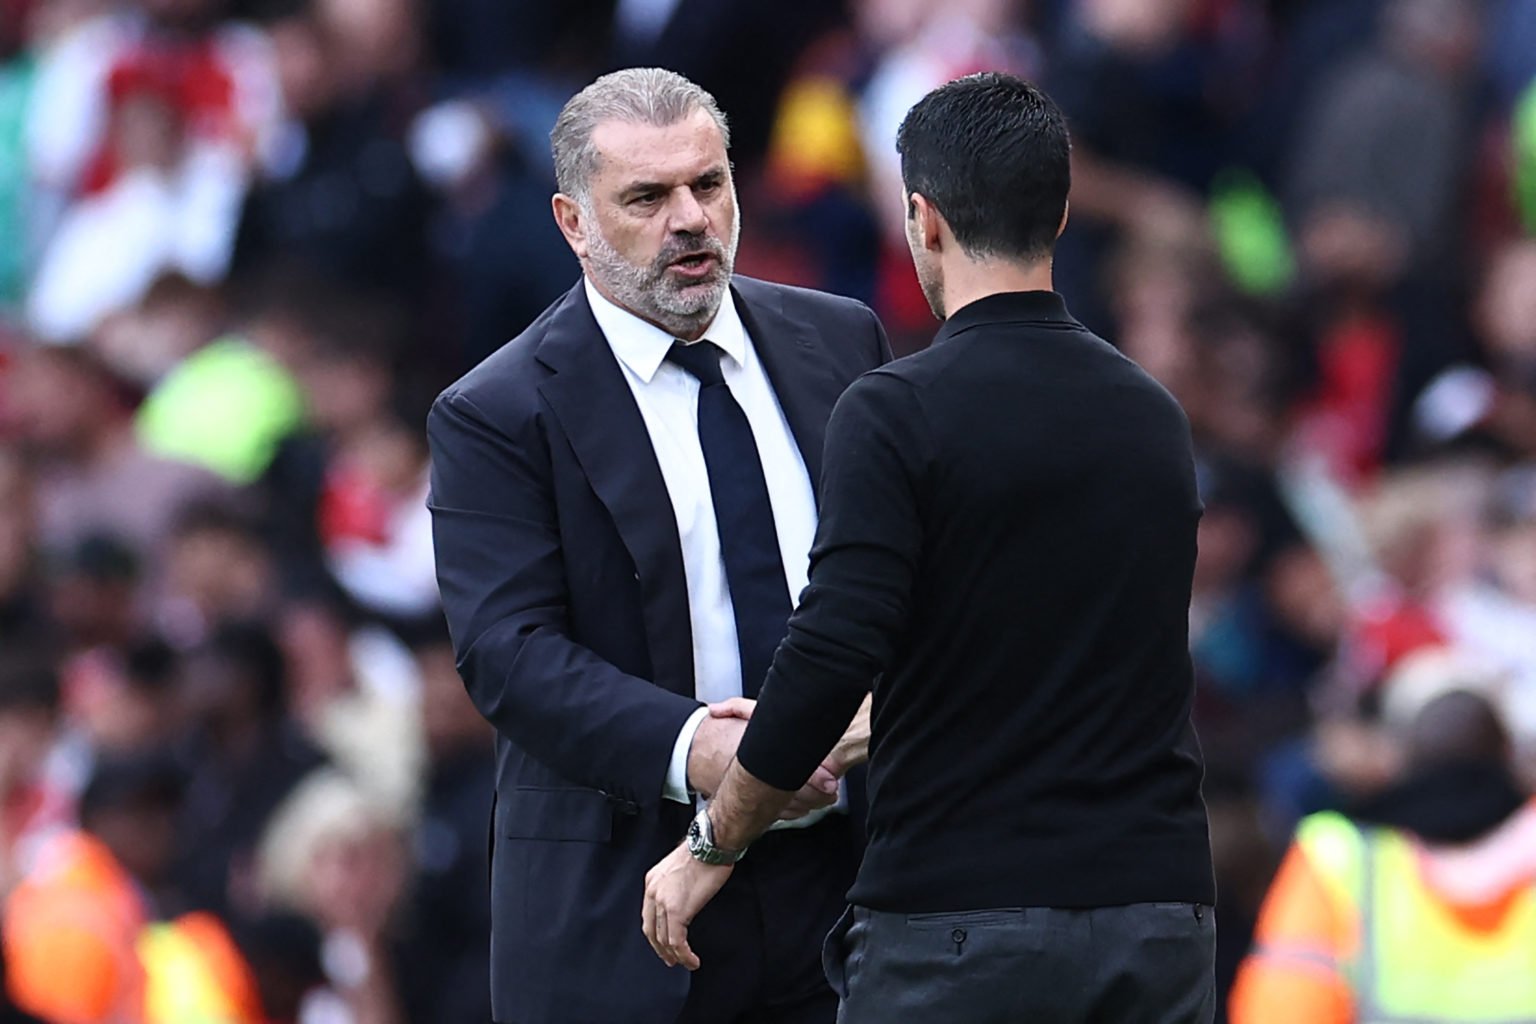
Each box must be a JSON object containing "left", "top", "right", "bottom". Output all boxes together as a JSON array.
[{"left": 551, "top": 67, "right": 730, "bottom": 202}]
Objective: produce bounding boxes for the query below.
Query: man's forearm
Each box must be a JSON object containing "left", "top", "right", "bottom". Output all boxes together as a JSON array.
[
  {"left": 828, "top": 694, "right": 871, "bottom": 775},
  {"left": 706, "top": 758, "right": 797, "bottom": 851}
]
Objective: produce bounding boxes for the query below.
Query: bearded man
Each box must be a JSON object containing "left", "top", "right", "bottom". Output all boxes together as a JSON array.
[{"left": 426, "top": 67, "right": 890, "bottom": 1024}]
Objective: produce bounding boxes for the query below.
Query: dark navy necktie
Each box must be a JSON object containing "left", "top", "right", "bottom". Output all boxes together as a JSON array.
[{"left": 667, "top": 340, "right": 792, "bottom": 698}]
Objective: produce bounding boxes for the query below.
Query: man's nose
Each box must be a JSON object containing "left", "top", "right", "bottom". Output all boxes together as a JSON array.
[{"left": 667, "top": 188, "right": 709, "bottom": 235}]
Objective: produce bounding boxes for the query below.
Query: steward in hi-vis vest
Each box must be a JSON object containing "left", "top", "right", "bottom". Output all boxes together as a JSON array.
[{"left": 1233, "top": 690, "right": 1536, "bottom": 1024}]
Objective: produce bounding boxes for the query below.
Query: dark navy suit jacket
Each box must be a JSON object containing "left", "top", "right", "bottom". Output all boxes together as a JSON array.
[{"left": 426, "top": 276, "right": 890, "bottom": 1024}]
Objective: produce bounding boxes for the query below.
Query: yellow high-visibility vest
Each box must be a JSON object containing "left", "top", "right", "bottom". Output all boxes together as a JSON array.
[
  {"left": 136, "top": 914, "right": 262, "bottom": 1024},
  {"left": 1298, "top": 812, "right": 1536, "bottom": 1024}
]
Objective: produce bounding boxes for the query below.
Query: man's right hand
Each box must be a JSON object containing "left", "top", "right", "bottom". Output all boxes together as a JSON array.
[
  {"left": 693, "top": 699, "right": 838, "bottom": 818},
  {"left": 779, "top": 764, "right": 840, "bottom": 820},
  {"left": 686, "top": 712, "right": 749, "bottom": 798}
]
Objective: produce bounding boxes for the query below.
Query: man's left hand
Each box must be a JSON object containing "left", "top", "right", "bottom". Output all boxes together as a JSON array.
[{"left": 642, "top": 844, "right": 734, "bottom": 970}]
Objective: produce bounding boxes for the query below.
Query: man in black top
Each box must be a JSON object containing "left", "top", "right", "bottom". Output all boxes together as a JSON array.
[{"left": 642, "top": 72, "right": 1216, "bottom": 1021}]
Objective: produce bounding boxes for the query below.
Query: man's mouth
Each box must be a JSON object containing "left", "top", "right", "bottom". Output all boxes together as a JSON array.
[{"left": 668, "top": 252, "right": 719, "bottom": 279}]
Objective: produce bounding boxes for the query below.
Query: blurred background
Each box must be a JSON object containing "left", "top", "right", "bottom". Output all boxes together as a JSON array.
[{"left": 3, "top": 0, "right": 1536, "bottom": 1021}]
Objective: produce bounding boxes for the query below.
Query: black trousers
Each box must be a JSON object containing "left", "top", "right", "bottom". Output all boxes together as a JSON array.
[
  {"left": 677, "top": 814, "right": 860, "bottom": 1024},
  {"left": 824, "top": 902, "right": 1217, "bottom": 1023}
]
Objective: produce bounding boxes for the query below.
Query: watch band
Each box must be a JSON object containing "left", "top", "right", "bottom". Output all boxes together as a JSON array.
[{"left": 687, "top": 807, "right": 746, "bottom": 865}]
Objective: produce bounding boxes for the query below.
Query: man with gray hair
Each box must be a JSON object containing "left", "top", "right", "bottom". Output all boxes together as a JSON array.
[{"left": 427, "top": 67, "right": 890, "bottom": 1024}]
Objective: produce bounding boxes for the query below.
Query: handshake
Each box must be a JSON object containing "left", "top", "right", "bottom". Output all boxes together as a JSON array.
[{"left": 686, "top": 694, "right": 871, "bottom": 821}]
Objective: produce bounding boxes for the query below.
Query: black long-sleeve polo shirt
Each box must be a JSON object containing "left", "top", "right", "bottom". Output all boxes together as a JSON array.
[{"left": 736, "top": 290, "right": 1215, "bottom": 912}]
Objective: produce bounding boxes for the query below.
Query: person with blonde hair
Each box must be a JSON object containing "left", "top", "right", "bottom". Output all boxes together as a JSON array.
[{"left": 256, "top": 769, "right": 409, "bottom": 1024}]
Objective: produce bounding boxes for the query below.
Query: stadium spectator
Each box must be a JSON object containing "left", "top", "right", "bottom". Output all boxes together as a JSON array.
[
  {"left": 1232, "top": 688, "right": 1536, "bottom": 1023},
  {"left": 4, "top": 1, "right": 1536, "bottom": 1019}
]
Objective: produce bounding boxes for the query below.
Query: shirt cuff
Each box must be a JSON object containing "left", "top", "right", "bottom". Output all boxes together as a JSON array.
[{"left": 664, "top": 706, "right": 710, "bottom": 804}]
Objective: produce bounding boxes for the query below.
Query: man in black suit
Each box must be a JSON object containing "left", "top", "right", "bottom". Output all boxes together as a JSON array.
[{"left": 427, "top": 67, "right": 889, "bottom": 1024}]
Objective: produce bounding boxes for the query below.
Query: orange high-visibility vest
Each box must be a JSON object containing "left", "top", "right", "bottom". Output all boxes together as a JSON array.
[
  {"left": 3, "top": 832, "right": 264, "bottom": 1024},
  {"left": 1232, "top": 811, "right": 1536, "bottom": 1024},
  {"left": 3, "top": 831, "right": 149, "bottom": 1024}
]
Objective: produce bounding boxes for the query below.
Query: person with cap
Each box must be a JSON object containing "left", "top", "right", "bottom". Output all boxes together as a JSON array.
[{"left": 1231, "top": 680, "right": 1536, "bottom": 1024}]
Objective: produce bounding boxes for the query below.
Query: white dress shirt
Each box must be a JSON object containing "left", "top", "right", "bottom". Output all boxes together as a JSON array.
[{"left": 584, "top": 278, "right": 834, "bottom": 823}]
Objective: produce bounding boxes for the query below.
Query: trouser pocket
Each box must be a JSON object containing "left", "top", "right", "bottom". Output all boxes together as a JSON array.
[{"left": 821, "top": 905, "right": 857, "bottom": 999}]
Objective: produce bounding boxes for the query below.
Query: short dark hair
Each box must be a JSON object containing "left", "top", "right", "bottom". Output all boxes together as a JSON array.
[
  {"left": 1408, "top": 690, "right": 1511, "bottom": 769},
  {"left": 896, "top": 72, "right": 1071, "bottom": 262}
]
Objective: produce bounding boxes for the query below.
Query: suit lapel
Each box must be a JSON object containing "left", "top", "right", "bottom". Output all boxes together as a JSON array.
[
  {"left": 732, "top": 280, "right": 842, "bottom": 500},
  {"left": 534, "top": 285, "right": 695, "bottom": 697}
]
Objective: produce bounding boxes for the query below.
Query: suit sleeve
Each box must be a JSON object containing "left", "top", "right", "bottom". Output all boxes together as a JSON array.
[
  {"left": 865, "top": 303, "right": 895, "bottom": 369},
  {"left": 736, "top": 370, "right": 926, "bottom": 789},
  {"left": 427, "top": 389, "right": 701, "bottom": 807}
]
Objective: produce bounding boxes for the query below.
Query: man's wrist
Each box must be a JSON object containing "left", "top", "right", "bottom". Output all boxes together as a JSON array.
[
  {"left": 830, "top": 744, "right": 867, "bottom": 777},
  {"left": 686, "top": 806, "right": 747, "bottom": 865},
  {"left": 705, "top": 798, "right": 760, "bottom": 854},
  {"left": 665, "top": 706, "right": 709, "bottom": 803}
]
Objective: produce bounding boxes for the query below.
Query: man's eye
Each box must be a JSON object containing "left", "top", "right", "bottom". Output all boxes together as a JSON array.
[
  {"left": 696, "top": 180, "right": 720, "bottom": 194},
  {"left": 633, "top": 193, "right": 662, "bottom": 206}
]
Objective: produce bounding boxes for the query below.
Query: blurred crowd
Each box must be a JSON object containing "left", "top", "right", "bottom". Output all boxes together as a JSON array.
[{"left": 2, "top": 0, "right": 1536, "bottom": 1020}]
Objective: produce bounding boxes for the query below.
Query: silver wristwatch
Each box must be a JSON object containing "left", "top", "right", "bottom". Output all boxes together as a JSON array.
[{"left": 686, "top": 807, "right": 747, "bottom": 865}]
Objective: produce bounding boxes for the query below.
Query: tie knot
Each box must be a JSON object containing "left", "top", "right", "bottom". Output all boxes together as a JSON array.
[{"left": 667, "top": 340, "right": 725, "bottom": 387}]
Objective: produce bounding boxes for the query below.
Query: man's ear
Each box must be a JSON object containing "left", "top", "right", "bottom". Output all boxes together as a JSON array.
[
  {"left": 911, "top": 193, "right": 944, "bottom": 253},
  {"left": 1057, "top": 200, "right": 1069, "bottom": 240},
  {"left": 552, "top": 193, "right": 589, "bottom": 260}
]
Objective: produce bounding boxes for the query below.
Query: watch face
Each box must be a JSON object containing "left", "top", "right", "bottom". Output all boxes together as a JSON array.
[{"left": 686, "top": 809, "right": 741, "bottom": 865}]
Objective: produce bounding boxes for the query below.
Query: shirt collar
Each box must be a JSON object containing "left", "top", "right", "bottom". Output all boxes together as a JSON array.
[
  {"left": 584, "top": 276, "right": 748, "bottom": 384},
  {"left": 935, "top": 290, "right": 1076, "bottom": 344}
]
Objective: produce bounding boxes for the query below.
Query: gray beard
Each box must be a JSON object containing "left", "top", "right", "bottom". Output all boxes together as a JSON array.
[{"left": 583, "top": 205, "right": 740, "bottom": 338}]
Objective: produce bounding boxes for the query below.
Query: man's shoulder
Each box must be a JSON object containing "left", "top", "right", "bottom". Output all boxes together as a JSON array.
[
  {"left": 733, "top": 275, "right": 876, "bottom": 324},
  {"left": 832, "top": 359, "right": 927, "bottom": 422},
  {"left": 852, "top": 335, "right": 947, "bottom": 389},
  {"left": 434, "top": 283, "right": 581, "bottom": 416},
  {"left": 732, "top": 276, "right": 886, "bottom": 376}
]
